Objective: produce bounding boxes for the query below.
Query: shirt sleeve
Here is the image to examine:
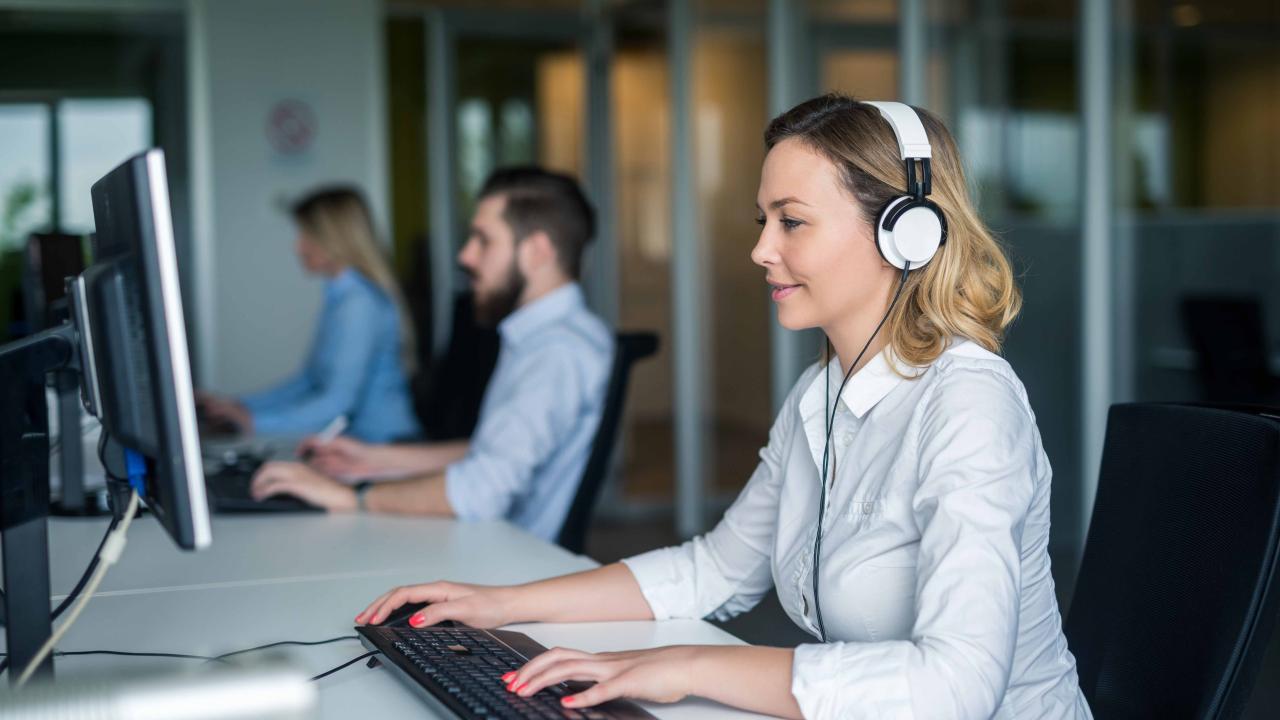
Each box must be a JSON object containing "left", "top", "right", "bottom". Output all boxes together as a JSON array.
[
  {"left": 789, "top": 368, "right": 1038, "bottom": 720},
  {"left": 443, "top": 338, "right": 597, "bottom": 521},
  {"left": 240, "top": 371, "right": 312, "bottom": 412},
  {"left": 247, "top": 288, "right": 384, "bottom": 436},
  {"left": 621, "top": 366, "right": 814, "bottom": 623}
]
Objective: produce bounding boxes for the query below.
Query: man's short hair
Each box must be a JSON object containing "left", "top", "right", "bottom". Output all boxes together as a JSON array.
[{"left": 478, "top": 167, "right": 596, "bottom": 279}]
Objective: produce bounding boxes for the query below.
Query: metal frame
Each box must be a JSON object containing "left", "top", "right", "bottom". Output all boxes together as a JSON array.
[
  {"left": 425, "top": 9, "right": 457, "bottom": 355},
  {"left": 1080, "top": 0, "right": 1114, "bottom": 543},
  {"left": 668, "top": 0, "right": 705, "bottom": 538},
  {"left": 583, "top": 0, "right": 619, "bottom": 326},
  {"left": 766, "top": 0, "right": 814, "bottom": 415},
  {"left": 899, "top": 0, "right": 926, "bottom": 105}
]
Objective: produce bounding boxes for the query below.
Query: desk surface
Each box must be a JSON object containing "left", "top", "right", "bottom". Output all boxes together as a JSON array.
[
  {"left": 43, "top": 514, "right": 595, "bottom": 598},
  {"left": 11, "top": 513, "right": 772, "bottom": 719}
]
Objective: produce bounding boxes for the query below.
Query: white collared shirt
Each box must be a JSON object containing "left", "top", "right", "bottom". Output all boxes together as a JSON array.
[{"left": 623, "top": 340, "right": 1092, "bottom": 719}]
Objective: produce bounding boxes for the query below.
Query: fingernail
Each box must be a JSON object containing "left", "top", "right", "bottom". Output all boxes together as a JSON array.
[
  {"left": 354, "top": 613, "right": 364, "bottom": 622},
  {"left": 516, "top": 682, "right": 528, "bottom": 694},
  {"left": 562, "top": 697, "right": 576, "bottom": 706},
  {"left": 501, "top": 672, "right": 515, "bottom": 682},
  {"left": 409, "top": 613, "right": 425, "bottom": 627}
]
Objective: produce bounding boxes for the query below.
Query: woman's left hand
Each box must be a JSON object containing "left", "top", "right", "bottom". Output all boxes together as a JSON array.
[{"left": 502, "top": 645, "right": 701, "bottom": 709}]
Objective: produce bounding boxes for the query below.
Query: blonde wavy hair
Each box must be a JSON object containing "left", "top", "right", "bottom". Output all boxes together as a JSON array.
[
  {"left": 291, "top": 187, "right": 417, "bottom": 375},
  {"left": 764, "top": 94, "right": 1021, "bottom": 371}
]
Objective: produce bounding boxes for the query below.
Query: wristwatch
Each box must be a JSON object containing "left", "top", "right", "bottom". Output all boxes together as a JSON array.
[{"left": 353, "top": 480, "right": 373, "bottom": 512}]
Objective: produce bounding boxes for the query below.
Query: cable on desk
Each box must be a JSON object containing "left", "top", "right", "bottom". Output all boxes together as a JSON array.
[
  {"left": 0, "top": 650, "right": 229, "bottom": 664},
  {"left": 0, "top": 512, "right": 119, "bottom": 630},
  {"left": 16, "top": 489, "right": 141, "bottom": 687},
  {"left": 310, "top": 651, "right": 380, "bottom": 682},
  {"left": 0, "top": 636, "right": 362, "bottom": 678},
  {"left": 210, "top": 635, "right": 359, "bottom": 663},
  {"left": 52, "top": 514, "right": 123, "bottom": 622}
]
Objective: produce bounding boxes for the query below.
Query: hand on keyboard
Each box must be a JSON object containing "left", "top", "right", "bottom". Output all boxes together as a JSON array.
[
  {"left": 503, "top": 645, "right": 700, "bottom": 710},
  {"left": 357, "top": 581, "right": 515, "bottom": 630}
]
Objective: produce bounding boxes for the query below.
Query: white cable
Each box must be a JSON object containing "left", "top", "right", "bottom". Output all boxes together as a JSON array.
[{"left": 16, "top": 489, "right": 140, "bottom": 688}]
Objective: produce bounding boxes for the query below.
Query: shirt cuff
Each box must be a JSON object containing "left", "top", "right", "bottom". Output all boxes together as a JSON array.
[
  {"left": 246, "top": 408, "right": 287, "bottom": 435},
  {"left": 619, "top": 546, "right": 692, "bottom": 621},
  {"left": 791, "top": 642, "right": 914, "bottom": 720},
  {"left": 443, "top": 460, "right": 482, "bottom": 521}
]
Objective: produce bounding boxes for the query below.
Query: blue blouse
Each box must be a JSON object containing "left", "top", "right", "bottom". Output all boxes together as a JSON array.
[{"left": 240, "top": 269, "right": 421, "bottom": 442}]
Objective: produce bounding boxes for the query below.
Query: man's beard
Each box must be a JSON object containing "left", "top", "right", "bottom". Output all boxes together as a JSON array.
[{"left": 472, "top": 260, "right": 526, "bottom": 328}]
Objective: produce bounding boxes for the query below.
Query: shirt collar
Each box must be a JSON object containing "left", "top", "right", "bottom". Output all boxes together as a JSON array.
[
  {"left": 498, "top": 282, "right": 586, "bottom": 346},
  {"left": 325, "top": 268, "right": 359, "bottom": 299},
  {"left": 799, "top": 347, "right": 923, "bottom": 425}
]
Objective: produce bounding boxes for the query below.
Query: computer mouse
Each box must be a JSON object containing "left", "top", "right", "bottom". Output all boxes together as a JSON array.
[{"left": 382, "top": 601, "right": 456, "bottom": 628}]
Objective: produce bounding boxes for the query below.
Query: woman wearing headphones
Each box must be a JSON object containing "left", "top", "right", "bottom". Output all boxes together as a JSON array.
[
  {"left": 356, "top": 95, "right": 1091, "bottom": 719},
  {"left": 198, "top": 187, "right": 421, "bottom": 443}
]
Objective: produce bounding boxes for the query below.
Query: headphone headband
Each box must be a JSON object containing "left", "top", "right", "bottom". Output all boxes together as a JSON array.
[
  {"left": 861, "top": 100, "right": 947, "bottom": 270},
  {"left": 863, "top": 101, "right": 932, "bottom": 161}
]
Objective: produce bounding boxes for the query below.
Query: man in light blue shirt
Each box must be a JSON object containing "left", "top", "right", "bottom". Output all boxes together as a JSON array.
[{"left": 251, "top": 168, "right": 613, "bottom": 542}]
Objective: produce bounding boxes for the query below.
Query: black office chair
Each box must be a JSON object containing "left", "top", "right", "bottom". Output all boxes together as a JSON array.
[
  {"left": 556, "top": 331, "right": 659, "bottom": 555},
  {"left": 1065, "top": 403, "right": 1280, "bottom": 719},
  {"left": 413, "top": 292, "right": 500, "bottom": 441}
]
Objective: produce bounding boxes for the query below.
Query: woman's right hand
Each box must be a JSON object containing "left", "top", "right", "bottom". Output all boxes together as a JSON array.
[
  {"left": 355, "top": 581, "right": 517, "bottom": 629},
  {"left": 298, "top": 436, "right": 383, "bottom": 479}
]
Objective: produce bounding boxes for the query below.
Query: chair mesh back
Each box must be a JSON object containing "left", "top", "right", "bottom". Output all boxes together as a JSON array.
[
  {"left": 1065, "top": 404, "right": 1280, "bottom": 719},
  {"left": 556, "top": 332, "right": 658, "bottom": 554}
]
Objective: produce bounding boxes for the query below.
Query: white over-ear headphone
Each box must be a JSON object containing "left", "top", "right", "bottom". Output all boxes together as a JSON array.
[{"left": 862, "top": 101, "right": 948, "bottom": 271}]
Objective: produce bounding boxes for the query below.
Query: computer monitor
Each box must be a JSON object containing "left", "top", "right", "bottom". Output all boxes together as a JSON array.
[
  {"left": 81, "top": 148, "right": 211, "bottom": 550},
  {"left": 0, "top": 148, "right": 210, "bottom": 682},
  {"left": 22, "top": 233, "right": 87, "bottom": 333},
  {"left": 22, "top": 234, "right": 93, "bottom": 514}
]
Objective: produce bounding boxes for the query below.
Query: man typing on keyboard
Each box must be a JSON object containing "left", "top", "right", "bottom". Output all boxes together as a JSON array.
[{"left": 249, "top": 167, "right": 613, "bottom": 543}]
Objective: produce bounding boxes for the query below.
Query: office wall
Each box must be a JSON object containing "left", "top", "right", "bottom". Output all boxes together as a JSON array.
[{"left": 189, "top": 0, "right": 388, "bottom": 393}]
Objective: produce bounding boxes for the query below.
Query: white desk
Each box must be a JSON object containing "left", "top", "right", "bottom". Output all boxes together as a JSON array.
[
  {"left": 12, "top": 513, "right": 773, "bottom": 719},
  {"left": 44, "top": 514, "right": 596, "bottom": 597}
]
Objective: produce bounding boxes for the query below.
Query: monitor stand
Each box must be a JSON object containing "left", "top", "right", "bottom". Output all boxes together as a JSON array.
[{"left": 0, "top": 323, "right": 78, "bottom": 683}]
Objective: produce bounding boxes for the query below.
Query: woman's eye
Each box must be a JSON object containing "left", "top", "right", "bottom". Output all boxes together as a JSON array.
[
  {"left": 754, "top": 216, "right": 766, "bottom": 227},
  {"left": 781, "top": 217, "right": 802, "bottom": 231}
]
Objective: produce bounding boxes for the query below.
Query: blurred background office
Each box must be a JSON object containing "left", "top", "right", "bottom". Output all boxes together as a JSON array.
[{"left": 0, "top": 0, "right": 1276, "bottom": 707}]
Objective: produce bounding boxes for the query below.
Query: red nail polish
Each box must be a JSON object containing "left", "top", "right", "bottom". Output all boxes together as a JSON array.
[
  {"left": 409, "top": 614, "right": 424, "bottom": 627},
  {"left": 562, "top": 697, "right": 576, "bottom": 706},
  {"left": 501, "top": 672, "right": 515, "bottom": 681},
  {"left": 516, "top": 682, "right": 528, "bottom": 693}
]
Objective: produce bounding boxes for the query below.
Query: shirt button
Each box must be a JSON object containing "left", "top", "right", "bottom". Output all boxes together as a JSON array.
[{"left": 840, "top": 431, "right": 854, "bottom": 446}]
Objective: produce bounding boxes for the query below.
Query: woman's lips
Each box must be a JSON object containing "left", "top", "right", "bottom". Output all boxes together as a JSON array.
[{"left": 770, "top": 284, "right": 800, "bottom": 301}]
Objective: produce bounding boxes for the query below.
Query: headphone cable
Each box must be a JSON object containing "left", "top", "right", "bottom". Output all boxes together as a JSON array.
[{"left": 812, "top": 261, "right": 911, "bottom": 642}]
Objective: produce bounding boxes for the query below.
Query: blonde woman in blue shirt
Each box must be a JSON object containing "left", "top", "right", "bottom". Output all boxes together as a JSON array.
[{"left": 198, "top": 187, "right": 421, "bottom": 443}]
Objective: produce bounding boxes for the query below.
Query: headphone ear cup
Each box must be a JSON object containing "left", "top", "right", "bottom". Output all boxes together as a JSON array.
[{"left": 876, "top": 196, "right": 944, "bottom": 270}]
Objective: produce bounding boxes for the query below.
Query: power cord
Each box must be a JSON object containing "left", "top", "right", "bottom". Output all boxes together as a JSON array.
[
  {"left": 208, "top": 635, "right": 359, "bottom": 663},
  {"left": 52, "top": 514, "right": 124, "bottom": 621},
  {"left": 1, "top": 636, "right": 364, "bottom": 677},
  {"left": 15, "top": 489, "right": 140, "bottom": 687},
  {"left": 310, "top": 651, "right": 380, "bottom": 682}
]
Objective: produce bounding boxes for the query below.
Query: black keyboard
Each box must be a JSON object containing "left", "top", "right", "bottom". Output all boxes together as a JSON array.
[
  {"left": 357, "top": 625, "right": 655, "bottom": 719},
  {"left": 205, "top": 467, "right": 321, "bottom": 513}
]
